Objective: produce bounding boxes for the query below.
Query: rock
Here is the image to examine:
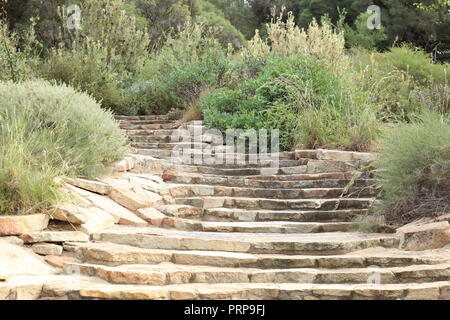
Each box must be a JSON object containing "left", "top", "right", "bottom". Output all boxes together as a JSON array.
[
  {"left": 0, "top": 214, "right": 49, "bottom": 236},
  {"left": 306, "top": 160, "right": 360, "bottom": 174},
  {"left": 0, "top": 236, "right": 24, "bottom": 246},
  {"left": 113, "top": 157, "right": 136, "bottom": 173},
  {"left": 21, "top": 231, "right": 89, "bottom": 244},
  {"left": 159, "top": 205, "right": 202, "bottom": 218},
  {"left": 0, "top": 241, "right": 56, "bottom": 276},
  {"left": 398, "top": 221, "right": 450, "bottom": 251},
  {"left": 78, "top": 207, "right": 116, "bottom": 235},
  {"left": 109, "top": 184, "right": 164, "bottom": 211},
  {"left": 85, "top": 193, "right": 148, "bottom": 226},
  {"left": 66, "top": 178, "right": 112, "bottom": 195},
  {"left": 32, "top": 243, "right": 63, "bottom": 256},
  {"left": 44, "top": 256, "right": 78, "bottom": 268},
  {"left": 136, "top": 208, "right": 167, "bottom": 227},
  {"left": 49, "top": 204, "right": 87, "bottom": 224}
]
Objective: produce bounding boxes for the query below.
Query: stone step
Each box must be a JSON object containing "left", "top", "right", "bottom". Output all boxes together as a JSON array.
[
  {"left": 91, "top": 227, "right": 398, "bottom": 255},
  {"left": 167, "top": 184, "right": 380, "bottom": 200},
  {"left": 37, "top": 275, "right": 450, "bottom": 300},
  {"left": 174, "top": 196, "right": 375, "bottom": 211},
  {"left": 130, "top": 142, "right": 211, "bottom": 150},
  {"left": 160, "top": 216, "right": 352, "bottom": 233},
  {"left": 114, "top": 115, "right": 170, "bottom": 121},
  {"left": 167, "top": 173, "right": 376, "bottom": 189},
  {"left": 67, "top": 242, "right": 447, "bottom": 269},
  {"left": 118, "top": 119, "right": 174, "bottom": 125},
  {"left": 65, "top": 261, "right": 450, "bottom": 286},
  {"left": 198, "top": 221, "right": 352, "bottom": 233},
  {"left": 203, "top": 208, "right": 368, "bottom": 222}
]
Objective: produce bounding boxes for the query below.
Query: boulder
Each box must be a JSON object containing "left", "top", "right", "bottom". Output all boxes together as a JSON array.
[
  {"left": 0, "top": 214, "right": 49, "bottom": 236},
  {"left": 398, "top": 221, "right": 450, "bottom": 251}
]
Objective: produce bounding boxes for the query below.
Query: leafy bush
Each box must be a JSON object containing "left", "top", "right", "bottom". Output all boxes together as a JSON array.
[
  {"left": 38, "top": 0, "right": 149, "bottom": 114},
  {"left": 352, "top": 46, "right": 450, "bottom": 122},
  {"left": 130, "top": 23, "right": 232, "bottom": 115},
  {"left": 202, "top": 55, "right": 380, "bottom": 151},
  {"left": 0, "top": 18, "right": 38, "bottom": 81},
  {"left": 345, "top": 12, "right": 388, "bottom": 50},
  {"left": 0, "top": 80, "right": 129, "bottom": 215},
  {"left": 374, "top": 111, "right": 450, "bottom": 224}
]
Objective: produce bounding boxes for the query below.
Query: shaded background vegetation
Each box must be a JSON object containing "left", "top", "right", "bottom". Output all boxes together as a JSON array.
[{"left": 0, "top": 0, "right": 449, "bottom": 221}]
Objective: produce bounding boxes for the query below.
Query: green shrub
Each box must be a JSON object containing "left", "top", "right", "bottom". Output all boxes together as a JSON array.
[
  {"left": 0, "top": 80, "right": 129, "bottom": 215},
  {"left": 37, "top": 0, "right": 149, "bottom": 115},
  {"left": 131, "top": 23, "right": 232, "bottom": 115},
  {"left": 202, "top": 55, "right": 380, "bottom": 151},
  {"left": 374, "top": 111, "right": 450, "bottom": 224},
  {"left": 39, "top": 46, "right": 137, "bottom": 115},
  {"left": 352, "top": 46, "right": 450, "bottom": 122},
  {"left": 0, "top": 18, "right": 38, "bottom": 81}
]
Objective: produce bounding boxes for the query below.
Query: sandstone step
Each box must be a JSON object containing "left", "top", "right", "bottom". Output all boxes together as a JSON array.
[
  {"left": 114, "top": 115, "right": 170, "bottom": 121},
  {"left": 174, "top": 196, "right": 375, "bottom": 211},
  {"left": 130, "top": 142, "right": 211, "bottom": 150},
  {"left": 167, "top": 174, "right": 376, "bottom": 189},
  {"left": 91, "top": 227, "right": 398, "bottom": 255},
  {"left": 160, "top": 216, "right": 352, "bottom": 233},
  {"left": 167, "top": 184, "right": 380, "bottom": 199},
  {"left": 67, "top": 242, "right": 447, "bottom": 269},
  {"left": 39, "top": 277, "right": 450, "bottom": 300},
  {"left": 198, "top": 221, "right": 352, "bottom": 233},
  {"left": 65, "top": 261, "right": 450, "bottom": 286},
  {"left": 203, "top": 208, "right": 368, "bottom": 222}
]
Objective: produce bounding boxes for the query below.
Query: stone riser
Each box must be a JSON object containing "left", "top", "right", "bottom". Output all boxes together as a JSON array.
[
  {"left": 169, "top": 175, "right": 375, "bottom": 189},
  {"left": 174, "top": 197, "right": 375, "bottom": 211},
  {"left": 69, "top": 243, "right": 446, "bottom": 270},
  {"left": 92, "top": 231, "right": 398, "bottom": 255},
  {"left": 33, "top": 277, "right": 450, "bottom": 300},
  {"left": 65, "top": 261, "right": 450, "bottom": 287},
  {"left": 115, "top": 115, "right": 170, "bottom": 121},
  {"left": 167, "top": 185, "right": 380, "bottom": 200},
  {"left": 162, "top": 218, "right": 352, "bottom": 234},
  {"left": 202, "top": 209, "right": 368, "bottom": 223}
]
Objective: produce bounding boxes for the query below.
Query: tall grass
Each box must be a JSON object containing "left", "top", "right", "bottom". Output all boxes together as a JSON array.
[{"left": 374, "top": 111, "right": 450, "bottom": 224}]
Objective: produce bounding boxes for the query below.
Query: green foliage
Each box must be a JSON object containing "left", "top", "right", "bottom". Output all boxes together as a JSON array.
[
  {"left": 345, "top": 13, "right": 388, "bottom": 50},
  {"left": 0, "top": 17, "right": 38, "bottom": 81},
  {"left": 37, "top": 0, "right": 149, "bottom": 114},
  {"left": 130, "top": 23, "right": 231, "bottom": 115},
  {"left": 202, "top": 55, "right": 380, "bottom": 151},
  {"left": 0, "top": 80, "right": 128, "bottom": 215},
  {"left": 196, "top": 0, "right": 246, "bottom": 48},
  {"left": 352, "top": 45, "right": 449, "bottom": 122},
  {"left": 374, "top": 111, "right": 450, "bottom": 224}
]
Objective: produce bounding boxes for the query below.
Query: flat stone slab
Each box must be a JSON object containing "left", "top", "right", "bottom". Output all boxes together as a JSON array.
[
  {"left": 0, "top": 241, "right": 56, "bottom": 277},
  {"left": 21, "top": 231, "right": 89, "bottom": 244},
  {"left": 67, "top": 178, "right": 112, "bottom": 195},
  {"left": 0, "top": 214, "right": 49, "bottom": 236}
]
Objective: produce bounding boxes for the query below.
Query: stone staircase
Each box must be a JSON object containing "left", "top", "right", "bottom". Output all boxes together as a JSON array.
[{"left": 3, "top": 115, "right": 450, "bottom": 300}]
